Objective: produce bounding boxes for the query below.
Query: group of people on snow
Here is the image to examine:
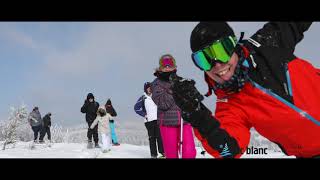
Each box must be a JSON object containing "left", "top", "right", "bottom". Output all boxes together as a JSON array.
[
  {"left": 28, "top": 107, "right": 52, "bottom": 144},
  {"left": 27, "top": 94, "right": 119, "bottom": 154},
  {"left": 81, "top": 93, "right": 120, "bottom": 153}
]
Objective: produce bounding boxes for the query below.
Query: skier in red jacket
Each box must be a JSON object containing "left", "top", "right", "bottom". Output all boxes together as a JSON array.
[{"left": 170, "top": 22, "right": 320, "bottom": 158}]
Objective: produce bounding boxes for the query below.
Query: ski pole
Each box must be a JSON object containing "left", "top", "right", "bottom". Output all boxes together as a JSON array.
[{"left": 179, "top": 116, "right": 183, "bottom": 159}]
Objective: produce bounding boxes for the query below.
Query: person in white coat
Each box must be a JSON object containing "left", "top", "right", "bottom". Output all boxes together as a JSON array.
[
  {"left": 91, "top": 107, "right": 112, "bottom": 153},
  {"left": 143, "top": 82, "right": 165, "bottom": 158}
]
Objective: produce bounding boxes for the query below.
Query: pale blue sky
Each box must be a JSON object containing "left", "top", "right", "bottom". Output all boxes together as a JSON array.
[{"left": 0, "top": 22, "right": 319, "bottom": 127}]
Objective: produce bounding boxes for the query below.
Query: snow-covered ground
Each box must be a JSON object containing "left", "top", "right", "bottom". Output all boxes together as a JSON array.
[{"left": 0, "top": 141, "right": 295, "bottom": 158}]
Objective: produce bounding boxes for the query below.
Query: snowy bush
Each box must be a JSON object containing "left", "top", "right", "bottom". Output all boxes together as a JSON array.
[
  {"left": 1, "top": 105, "right": 29, "bottom": 150},
  {"left": 50, "top": 124, "right": 66, "bottom": 143},
  {"left": 16, "top": 123, "right": 34, "bottom": 142},
  {"left": 62, "top": 127, "right": 87, "bottom": 143}
]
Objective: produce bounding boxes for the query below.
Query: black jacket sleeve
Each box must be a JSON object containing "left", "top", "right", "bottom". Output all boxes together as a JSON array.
[
  {"left": 48, "top": 117, "right": 51, "bottom": 127},
  {"left": 81, "top": 101, "right": 88, "bottom": 113},
  {"left": 251, "top": 22, "right": 312, "bottom": 53},
  {"left": 183, "top": 103, "right": 241, "bottom": 158},
  {"left": 95, "top": 102, "right": 100, "bottom": 112}
]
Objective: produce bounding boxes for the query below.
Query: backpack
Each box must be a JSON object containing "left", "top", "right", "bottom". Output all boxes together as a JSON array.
[{"left": 134, "top": 95, "right": 147, "bottom": 117}]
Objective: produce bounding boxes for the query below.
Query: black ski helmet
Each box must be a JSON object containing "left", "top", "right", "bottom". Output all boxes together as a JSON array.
[{"left": 190, "top": 22, "right": 235, "bottom": 52}]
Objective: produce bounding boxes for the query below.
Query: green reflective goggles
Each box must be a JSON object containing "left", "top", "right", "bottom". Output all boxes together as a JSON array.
[{"left": 192, "top": 36, "right": 237, "bottom": 71}]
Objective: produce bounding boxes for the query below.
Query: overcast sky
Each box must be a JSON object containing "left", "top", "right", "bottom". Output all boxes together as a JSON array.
[{"left": 0, "top": 22, "right": 319, "bottom": 127}]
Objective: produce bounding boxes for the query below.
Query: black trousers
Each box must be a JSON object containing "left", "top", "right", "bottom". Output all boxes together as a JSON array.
[
  {"left": 145, "top": 120, "right": 164, "bottom": 157},
  {"left": 87, "top": 121, "right": 99, "bottom": 143},
  {"left": 31, "top": 125, "right": 42, "bottom": 141},
  {"left": 39, "top": 126, "right": 51, "bottom": 141}
]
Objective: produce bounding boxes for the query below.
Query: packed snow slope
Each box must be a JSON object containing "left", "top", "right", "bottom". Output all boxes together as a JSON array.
[{"left": 0, "top": 141, "right": 295, "bottom": 158}]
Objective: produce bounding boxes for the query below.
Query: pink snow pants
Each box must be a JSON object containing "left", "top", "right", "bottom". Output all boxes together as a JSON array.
[{"left": 159, "top": 123, "right": 196, "bottom": 159}]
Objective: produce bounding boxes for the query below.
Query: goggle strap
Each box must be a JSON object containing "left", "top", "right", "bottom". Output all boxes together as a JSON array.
[
  {"left": 238, "top": 32, "right": 245, "bottom": 44},
  {"left": 229, "top": 36, "right": 237, "bottom": 47}
]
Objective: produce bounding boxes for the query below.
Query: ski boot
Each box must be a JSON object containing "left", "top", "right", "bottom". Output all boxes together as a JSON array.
[
  {"left": 87, "top": 140, "right": 94, "bottom": 149},
  {"left": 102, "top": 149, "right": 111, "bottom": 153},
  {"left": 158, "top": 153, "right": 166, "bottom": 159},
  {"left": 48, "top": 140, "right": 52, "bottom": 147},
  {"left": 95, "top": 143, "right": 101, "bottom": 148},
  {"left": 112, "top": 143, "right": 120, "bottom": 146}
]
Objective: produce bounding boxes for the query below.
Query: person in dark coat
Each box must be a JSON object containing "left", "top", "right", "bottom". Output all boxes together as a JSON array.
[
  {"left": 39, "top": 113, "right": 52, "bottom": 143},
  {"left": 28, "top": 107, "right": 43, "bottom": 143},
  {"left": 81, "top": 93, "right": 100, "bottom": 148}
]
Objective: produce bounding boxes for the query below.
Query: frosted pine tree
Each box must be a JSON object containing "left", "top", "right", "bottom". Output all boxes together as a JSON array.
[
  {"left": 50, "top": 123, "right": 65, "bottom": 143},
  {"left": 2, "top": 104, "right": 29, "bottom": 150}
]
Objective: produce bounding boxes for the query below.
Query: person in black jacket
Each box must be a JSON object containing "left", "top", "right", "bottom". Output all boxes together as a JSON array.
[
  {"left": 39, "top": 113, "right": 52, "bottom": 143},
  {"left": 81, "top": 93, "right": 100, "bottom": 148},
  {"left": 105, "top": 99, "right": 117, "bottom": 117},
  {"left": 105, "top": 99, "right": 120, "bottom": 146}
]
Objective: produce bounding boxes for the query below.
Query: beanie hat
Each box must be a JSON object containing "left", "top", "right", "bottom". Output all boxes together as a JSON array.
[
  {"left": 144, "top": 82, "right": 151, "bottom": 93},
  {"left": 87, "top": 93, "right": 94, "bottom": 100},
  {"left": 106, "top": 99, "right": 112, "bottom": 106}
]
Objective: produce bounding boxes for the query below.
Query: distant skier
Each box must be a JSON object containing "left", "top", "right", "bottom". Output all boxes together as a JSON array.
[
  {"left": 81, "top": 93, "right": 100, "bottom": 149},
  {"left": 105, "top": 99, "right": 120, "bottom": 146},
  {"left": 28, "top": 107, "right": 43, "bottom": 143},
  {"left": 170, "top": 22, "right": 320, "bottom": 158},
  {"left": 39, "top": 112, "right": 52, "bottom": 144},
  {"left": 134, "top": 82, "right": 165, "bottom": 158},
  {"left": 91, "top": 107, "right": 112, "bottom": 153}
]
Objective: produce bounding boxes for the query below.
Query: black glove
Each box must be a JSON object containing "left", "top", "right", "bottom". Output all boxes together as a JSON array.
[
  {"left": 169, "top": 73, "right": 206, "bottom": 125},
  {"left": 170, "top": 74, "right": 242, "bottom": 158},
  {"left": 170, "top": 74, "right": 203, "bottom": 109}
]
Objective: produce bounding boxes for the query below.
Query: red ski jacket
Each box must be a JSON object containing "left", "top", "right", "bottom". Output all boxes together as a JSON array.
[{"left": 194, "top": 22, "right": 320, "bottom": 158}]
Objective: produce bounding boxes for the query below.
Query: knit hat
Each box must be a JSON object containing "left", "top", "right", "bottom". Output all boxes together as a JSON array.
[
  {"left": 106, "top": 99, "right": 112, "bottom": 106},
  {"left": 87, "top": 93, "right": 94, "bottom": 100},
  {"left": 144, "top": 82, "right": 151, "bottom": 93}
]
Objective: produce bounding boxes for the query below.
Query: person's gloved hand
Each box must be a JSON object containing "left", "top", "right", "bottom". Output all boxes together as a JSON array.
[
  {"left": 169, "top": 74, "right": 205, "bottom": 126},
  {"left": 90, "top": 124, "right": 95, "bottom": 129},
  {"left": 170, "top": 74, "right": 204, "bottom": 114}
]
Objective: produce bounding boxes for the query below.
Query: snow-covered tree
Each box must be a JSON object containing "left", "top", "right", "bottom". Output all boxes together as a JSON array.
[
  {"left": 2, "top": 104, "right": 29, "bottom": 150},
  {"left": 50, "top": 124, "right": 63, "bottom": 143}
]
